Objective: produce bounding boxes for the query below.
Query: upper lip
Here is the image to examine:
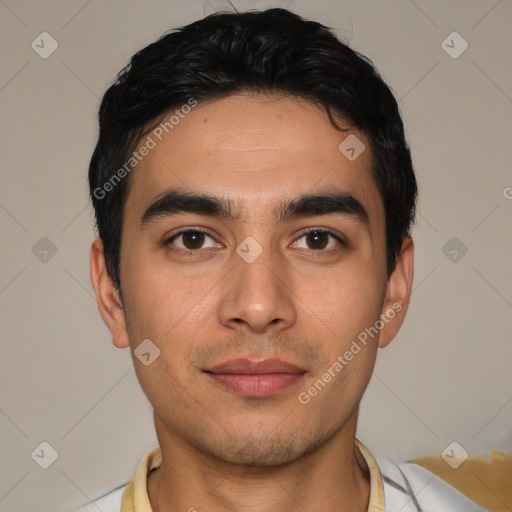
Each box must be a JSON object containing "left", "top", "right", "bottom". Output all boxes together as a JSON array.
[{"left": 206, "top": 358, "right": 306, "bottom": 375}]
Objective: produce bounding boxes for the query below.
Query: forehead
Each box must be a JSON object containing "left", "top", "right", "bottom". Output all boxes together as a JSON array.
[{"left": 124, "top": 93, "right": 383, "bottom": 226}]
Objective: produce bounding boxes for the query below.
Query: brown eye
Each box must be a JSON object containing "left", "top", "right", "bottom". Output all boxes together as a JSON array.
[
  {"left": 182, "top": 231, "right": 206, "bottom": 249},
  {"left": 292, "top": 230, "right": 344, "bottom": 251},
  {"left": 167, "top": 230, "right": 217, "bottom": 251},
  {"left": 305, "top": 231, "right": 329, "bottom": 250}
]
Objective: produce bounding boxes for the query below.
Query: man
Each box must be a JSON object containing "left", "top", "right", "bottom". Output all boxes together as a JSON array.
[{"left": 84, "top": 8, "right": 488, "bottom": 512}]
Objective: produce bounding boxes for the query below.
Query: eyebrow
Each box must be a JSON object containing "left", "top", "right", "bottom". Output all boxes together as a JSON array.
[
  {"left": 140, "top": 189, "right": 237, "bottom": 229},
  {"left": 139, "top": 188, "right": 370, "bottom": 230}
]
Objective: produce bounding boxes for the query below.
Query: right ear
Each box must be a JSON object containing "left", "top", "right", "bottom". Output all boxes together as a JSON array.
[{"left": 90, "top": 238, "right": 130, "bottom": 349}]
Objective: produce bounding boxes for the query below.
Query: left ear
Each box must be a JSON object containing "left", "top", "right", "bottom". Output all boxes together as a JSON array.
[{"left": 378, "top": 237, "right": 414, "bottom": 348}]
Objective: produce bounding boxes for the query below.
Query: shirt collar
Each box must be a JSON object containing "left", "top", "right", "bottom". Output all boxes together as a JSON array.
[
  {"left": 121, "top": 440, "right": 385, "bottom": 511},
  {"left": 357, "top": 440, "right": 386, "bottom": 512}
]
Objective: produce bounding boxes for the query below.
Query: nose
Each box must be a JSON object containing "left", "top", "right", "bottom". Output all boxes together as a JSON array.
[{"left": 217, "top": 246, "right": 297, "bottom": 334}]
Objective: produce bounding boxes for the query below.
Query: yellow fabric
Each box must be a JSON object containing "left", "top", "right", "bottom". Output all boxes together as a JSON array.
[
  {"left": 120, "top": 446, "right": 161, "bottom": 512},
  {"left": 358, "top": 440, "right": 386, "bottom": 512},
  {"left": 121, "top": 440, "right": 385, "bottom": 511},
  {"left": 413, "top": 451, "right": 512, "bottom": 512}
]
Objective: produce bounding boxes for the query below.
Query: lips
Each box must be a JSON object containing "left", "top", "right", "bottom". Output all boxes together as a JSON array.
[
  {"left": 205, "top": 358, "right": 306, "bottom": 397},
  {"left": 208, "top": 358, "right": 305, "bottom": 375}
]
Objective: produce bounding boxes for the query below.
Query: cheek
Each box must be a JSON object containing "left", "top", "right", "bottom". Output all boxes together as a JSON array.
[
  {"left": 296, "top": 273, "right": 382, "bottom": 407},
  {"left": 122, "top": 245, "right": 183, "bottom": 315},
  {"left": 121, "top": 251, "right": 218, "bottom": 360},
  {"left": 295, "top": 264, "right": 385, "bottom": 347}
]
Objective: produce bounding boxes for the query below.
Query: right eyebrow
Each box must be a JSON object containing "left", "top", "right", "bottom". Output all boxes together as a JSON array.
[{"left": 139, "top": 189, "right": 238, "bottom": 229}]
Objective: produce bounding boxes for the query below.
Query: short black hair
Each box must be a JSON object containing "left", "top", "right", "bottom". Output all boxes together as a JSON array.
[{"left": 89, "top": 8, "right": 417, "bottom": 290}]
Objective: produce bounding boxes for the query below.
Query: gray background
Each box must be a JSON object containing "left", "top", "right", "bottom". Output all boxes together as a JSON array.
[{"left": 1, "top": 0, "right": 511, "bottom": 510}]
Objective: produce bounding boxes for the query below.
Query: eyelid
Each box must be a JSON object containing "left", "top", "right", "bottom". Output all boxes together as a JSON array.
[
  {"left": 164, "top": 227, "right": 221, "bottom": 248},
  {"left": 166, "top": 226, "right": 215, "bottom": 240},
  {"left": 292, "top": 227, "right": 349, "bottom": 248},
  {"left": 163, "top": 226, "right": 348, "bottom": 252}
]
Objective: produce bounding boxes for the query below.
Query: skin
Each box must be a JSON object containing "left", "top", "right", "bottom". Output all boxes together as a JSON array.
[{"left": 90, "top": 93, "right": 414, "bottom": 512}]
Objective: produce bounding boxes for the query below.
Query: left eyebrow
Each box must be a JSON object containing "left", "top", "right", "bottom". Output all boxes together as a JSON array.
[
  {"left": 139, "top": 188, "right": 370, "bottom": 230},
  {"left": 274, "top": 191, "right": 370, "bottom": 228}
]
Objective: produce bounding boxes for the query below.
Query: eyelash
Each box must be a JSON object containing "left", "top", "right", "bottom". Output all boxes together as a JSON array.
[
  {"left": 165, "top": 228, "right": 219, "bottom": 255},
  {"left": 164, "top": 227, "right": 348, "bottom": 254},
  {"left": 296, "top": 227, "right": 348, "bottom": 246}
]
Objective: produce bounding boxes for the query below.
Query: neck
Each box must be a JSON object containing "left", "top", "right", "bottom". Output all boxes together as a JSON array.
[{"left": 148, "top": 416, "right": 371, "bottom": 512}]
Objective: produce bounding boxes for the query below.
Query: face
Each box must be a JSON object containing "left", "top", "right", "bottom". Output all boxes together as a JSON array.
[{"left": 91, "top": 93, "right": 413, "bottom": 466}]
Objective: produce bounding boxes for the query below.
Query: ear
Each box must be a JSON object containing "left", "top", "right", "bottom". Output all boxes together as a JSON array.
[
  {"left": 378, "top": 237, "right": 414, "bottom": 348},
  {"left": 90, "top": 238, "right": 130, "bottom": 349}
]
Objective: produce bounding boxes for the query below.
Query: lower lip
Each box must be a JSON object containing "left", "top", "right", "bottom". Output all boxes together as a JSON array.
[{"left": 207, "top": 373, "right": 304, "bottom": 397}]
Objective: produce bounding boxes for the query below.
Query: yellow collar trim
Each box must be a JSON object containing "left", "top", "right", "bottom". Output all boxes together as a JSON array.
[{"left": 121, "top": 440, "right": 385, "bottom": 511}]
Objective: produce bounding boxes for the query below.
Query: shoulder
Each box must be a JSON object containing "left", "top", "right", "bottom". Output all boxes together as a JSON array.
[{"left": 377, "top": 455, "right": 489, "bottom": 512}]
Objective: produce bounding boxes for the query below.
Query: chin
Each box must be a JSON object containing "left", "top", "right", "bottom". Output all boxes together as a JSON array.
[{"left": 196, "top": 428, "right": 327, "bottom": 468}]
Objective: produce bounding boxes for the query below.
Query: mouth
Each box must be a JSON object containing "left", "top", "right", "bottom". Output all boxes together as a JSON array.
[{"left": 204, "top": 358, "right": 307, "bottom": 398}]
